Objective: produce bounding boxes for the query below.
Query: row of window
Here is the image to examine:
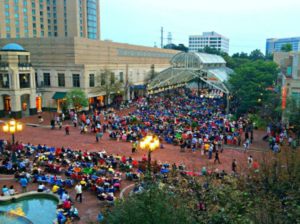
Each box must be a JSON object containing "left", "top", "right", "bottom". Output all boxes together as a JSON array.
[
  {"left": 42, "top": 72, "right": 124, "bottom": 88},
  {"left": 0, "top": 73, "right": 30, "bottom": 89}
]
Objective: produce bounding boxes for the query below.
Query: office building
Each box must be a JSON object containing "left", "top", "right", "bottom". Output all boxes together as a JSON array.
[
  {"left": 0, "top": 0, "right": 100, "bottom": 39},
  {"left": 189, "top": 32, "right": 229, "bottom": 53},
  {"left": 266, "top": 37, "right": 300, "bottom": 55}
]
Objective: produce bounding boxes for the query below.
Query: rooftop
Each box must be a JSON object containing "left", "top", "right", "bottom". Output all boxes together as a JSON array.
[{"left": 1, "top": 43, "right": 26, "bottom": 52}]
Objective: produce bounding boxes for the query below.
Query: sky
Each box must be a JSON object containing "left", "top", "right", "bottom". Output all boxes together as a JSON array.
[{"left": 100, "top": 0, "right": 300, "bottom": 55}]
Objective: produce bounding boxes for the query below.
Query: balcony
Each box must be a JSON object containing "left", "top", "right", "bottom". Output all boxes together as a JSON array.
[
  {"left": 0, "top": 62, "right": 9, "bottom": 71},
  {"left": 18, "top": 63, "right": 32, "bottom": 71}
]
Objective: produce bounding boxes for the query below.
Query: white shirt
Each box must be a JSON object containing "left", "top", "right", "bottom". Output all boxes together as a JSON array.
[{"left": 75, "top": 184, "right": 82, "bottom": 194}]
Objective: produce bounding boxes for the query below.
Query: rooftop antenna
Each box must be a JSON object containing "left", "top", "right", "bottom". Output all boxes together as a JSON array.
[
  {"left": 167, "top": 32, "right": 172, "bottom": 44},
  {"left": 161, "top": 27, "right": 164, "bottom": 48}
]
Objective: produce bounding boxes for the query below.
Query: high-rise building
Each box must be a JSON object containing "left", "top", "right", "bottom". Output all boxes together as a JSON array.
[
  {"left": 0, "top": 0, "right": 100, "bottom": 39},
  {"left": 266, "top": 37, "right": 300, "bottom": 55},
  {"left": 189, "top": 32, "right": 229, "bottom": 53}
]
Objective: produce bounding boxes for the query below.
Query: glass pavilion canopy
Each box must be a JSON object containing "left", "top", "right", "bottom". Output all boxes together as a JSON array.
[{"left": 148, "top": 52, "right": 233, "bottom": 94}]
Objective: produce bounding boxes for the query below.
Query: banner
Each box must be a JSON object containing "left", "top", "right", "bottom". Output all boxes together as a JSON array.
[{"left": 282, "top": 86, "right": 287, "bottom": 109}]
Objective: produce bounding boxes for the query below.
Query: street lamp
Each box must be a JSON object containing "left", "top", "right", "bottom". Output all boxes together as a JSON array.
[
  {"left": 2, "top": 119, "right": 23, "bottom": 144},
  {"left": 139, "top": 135, "right": 160, "bottom": 174}
]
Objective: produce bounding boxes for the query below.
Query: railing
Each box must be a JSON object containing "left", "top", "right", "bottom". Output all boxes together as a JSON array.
[
  {"left": 0, "top": 62, "right": 9, "bottom": 70},
  {"left": 18, "top": 63, "right": 32, "bottom": 70}
]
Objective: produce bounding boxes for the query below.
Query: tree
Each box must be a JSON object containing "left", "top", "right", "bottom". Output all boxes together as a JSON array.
[
  {"left": 198, "top": 46, "right": 223, "bottom": 55},
  {"left": 66, "top": 88, "right": 88, "bottom": 112},
  {"left": 104, "top": 184, "right": 193, "bottom": 224},
  {"left": 229, "top": 60, "right": 278, "bottom": 115},
  {"left": 249, "top": 49, "right": 265, "bottom": 61},
  {"left": 281, "top": 43, "right": 292, "bottom": 52},
  {"left": 164, "top": 43, "right": 188, "bottom": 52},
  {"left": 92, "top": 69, "right": 125, "bottom": 105}
]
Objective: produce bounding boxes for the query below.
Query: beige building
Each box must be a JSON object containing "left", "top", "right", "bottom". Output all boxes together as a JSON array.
[
  {"left": 0, "top": 38, "right": 177, "bottom": 117},
  {"left": 274, "top": 52, "right": 300, "bottom": 100},
  {"left": 0, "top": 43, "right": 36, "bottom": 118},
  {"left": 0, "top": 0, "right": 100, "bottom": 39}
]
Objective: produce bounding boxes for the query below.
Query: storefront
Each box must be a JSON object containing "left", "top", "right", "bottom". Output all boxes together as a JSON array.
[
  {"left": 89, "top": 95, "right": 105, "bottom": 110},
  {"left": 52, "top": 92, "right": 67, "bottom": 112}
]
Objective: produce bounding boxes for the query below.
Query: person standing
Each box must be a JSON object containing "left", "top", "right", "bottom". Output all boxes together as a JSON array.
[
  {"left": 214, "top": 150, "right": 221, "bottom": 164},
  {"left": 65, "top": 125, "right": 70, "bottom": 135},
  {"left": 232, "top": 159, "right": 237, "bottom": 173},
  {"left": 75, "top": 183, "right": 82, "bottom": 203},
  {"left": 247, "top": 155, "right": 253, "bottom": 168},
  {"left": 20, "top": 177, "right": 28, "bottom": 193}
]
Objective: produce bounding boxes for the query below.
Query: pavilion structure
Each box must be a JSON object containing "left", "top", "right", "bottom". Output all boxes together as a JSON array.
[{"left": 147, "top": 52, "right": 233, "bottom": 111}]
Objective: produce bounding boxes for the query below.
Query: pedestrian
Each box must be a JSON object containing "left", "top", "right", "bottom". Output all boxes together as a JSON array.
[
  {"left": 208, "top": 144, "right": 213, "bottom": 159},
  {"left": 96, "top": 131, "right": 103, "bottom": 142},
  {"left": 75, "top": 183, "right": 82, "bottom": 203},
  {"left": 132, "top": 141, "right": 137, "bottom": 153},
  {"left": 247, "top": 155, "right": 253, "bottom": 168},
  {"left": 243, "top": 139, "right": 250, "bottom": 152},
  {"left": 65, "top": 125, "right": 70, "bottom": 135},
  {"left": 19, "top": 177, "right": 28, "bottom": 193},
  {"left": 50, "top": 119, "right": 55, "bottom": 129},
  {"left": 214, "top": 150, "right": 221, "bottom": 164},
  {"left": 73, "top": 115, "right": 78, "bottom": 128},
  {"left": 232, "top": 159, "right": 237, "bottom": 173},
  {"left": 58, "top": 121, "right": 62, "bottom": 130}
]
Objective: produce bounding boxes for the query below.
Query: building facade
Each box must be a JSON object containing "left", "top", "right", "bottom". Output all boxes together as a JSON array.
[
  {"left": 189, "top": 32, "right": 229, "bottom": 53},
  {"left": 0, "top": 38, "right": 177, "bottom": 118},
  {"left": 266, "top": 37, "right": 300, "bottom": 55},
  {"left": 273, "top": 52, "right": 300, "bottom": 123},
  {"left": 0, "top": 43, "right": 37, "bottom": 118},
  {"left": 0, "top": 0, "right": 100, "bottom": 39}
]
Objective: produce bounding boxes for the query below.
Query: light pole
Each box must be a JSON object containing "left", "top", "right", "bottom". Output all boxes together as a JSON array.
[
  {"left": 2, "top": 119, "right": 23, "bottom": 144},
  {"left": 139, "top": 135, "right": 160, "bottom": 174}
]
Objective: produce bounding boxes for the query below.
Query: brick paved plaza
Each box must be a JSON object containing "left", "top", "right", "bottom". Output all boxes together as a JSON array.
[{"left": 0, "top": 109, "right": 269, "bottom": 223}]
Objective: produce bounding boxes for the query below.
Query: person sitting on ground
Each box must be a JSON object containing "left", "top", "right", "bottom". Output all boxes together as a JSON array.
[
  {"left": 37, "top": 183, "right": 46, "bottom": 192},
  {"left": 9, "top": 185, "right": 17, "bottom": 195},
  {"left": 2, "top": 185, "right": 10, "bottom": 196}
]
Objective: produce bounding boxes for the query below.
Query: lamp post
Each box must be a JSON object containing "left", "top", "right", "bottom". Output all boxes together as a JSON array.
[
  {"left": 139, "top": 135, "right": 160, "bottom": 174},
  {"left": 2, "top": 119, "right": 23, "bottom": 144}
]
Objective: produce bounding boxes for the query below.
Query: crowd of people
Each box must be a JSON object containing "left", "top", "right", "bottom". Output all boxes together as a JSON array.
[{"left": 1, "top": 87, "right": 297, "bottom": 223}]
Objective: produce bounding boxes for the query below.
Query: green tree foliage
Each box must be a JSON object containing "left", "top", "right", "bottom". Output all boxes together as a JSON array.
[
  {"left": 249, "top": 49, "right": 265, "bottom": 60},
  {"left": 66, "top": 88, "right": 88, "bottom": 112},
  {"left": 281, "top": 43, "right": 293, "bottom": 52},
  {"left": 229, "top": 60, "right": 278, "bottom": 115},
  {"left": 104, "top": 149, "right": 300, "bottom": 224},
  {"left": 164, "top": 43, "right": 188, "bottom": 52},
  {"left": 104, "top": 184, "right": 193, "bottom": 224}
]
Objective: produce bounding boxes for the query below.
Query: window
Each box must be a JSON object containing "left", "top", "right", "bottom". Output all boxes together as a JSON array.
[
  {"left": 43, "top": 73, "right": 50, "bottom": 86},
  {"left": 19, "top": 74, "right": 30, "bottom": 88},
  {"left": 89, "top": 74, "right": 95, "bottom": 87},
  {"left": 101, "top": 73, "right": 106, "bottom": 85},
  {"left": 119, "top": 72, "right": 124, "bottom": 83},
  {"left": 72, "top": 74, "right": 80, "bottom": 87},
  {"left": 110, "top": 72, "right": 115, "bottom": 85},
  {"left": 58, "top": 73, "right": 65, "bottom": 87},
  {"left": 0, "top": 74, "right": 9, "bottom": 88}
]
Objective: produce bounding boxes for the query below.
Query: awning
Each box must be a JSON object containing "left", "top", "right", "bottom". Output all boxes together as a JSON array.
[
  {"left": 52, "top": 92, "right": 67, "bottom": 100},
  {"left": 130, "top": 85, "right": 146, "bottom": 90}
]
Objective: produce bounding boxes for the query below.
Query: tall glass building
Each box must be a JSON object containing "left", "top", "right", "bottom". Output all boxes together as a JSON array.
[
  {"left": 266, "top": 37, "right": 300, "bottom": 55},
  {"left": 0, "top": 0, "right": 100, "bottom": 39}
]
